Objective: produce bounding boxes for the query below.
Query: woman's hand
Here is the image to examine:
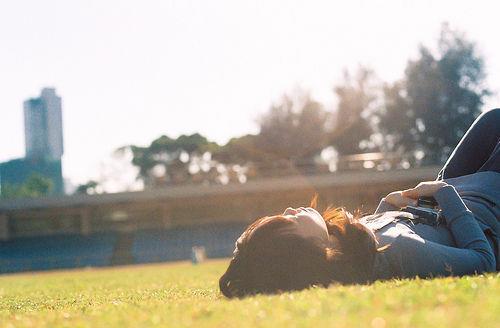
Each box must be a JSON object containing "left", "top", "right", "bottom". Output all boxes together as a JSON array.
[
  {"left": 401, "top": 181, "right": 448, "bottom": 199},
  {"left": 383, "top": 191, "right": 418, "bottom": 209}
]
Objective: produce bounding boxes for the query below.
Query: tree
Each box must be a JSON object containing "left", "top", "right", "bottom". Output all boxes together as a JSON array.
[
  {"left": 1, "top": 173, "right": 53, "bottom": 199},
  {"left": 74, "top": 180, "right": 100, "bottom": 195},
  {"left": 379, "top": 24, "right": 490, "bottom": 165},
  {"left": 256, "top": 92, "right": 331, "bottom": 162},
  {"left": 212, "top": 134, "right": 263, "bottom": 165},
  {"left": 330, "top": 67, "right": 378, "bottom": 155},
  {"left": 214, "top": 91, "right": 333, "bottom": 177},
  {"left": 122, "top": 133, "right": 221, "bottom": 187}
]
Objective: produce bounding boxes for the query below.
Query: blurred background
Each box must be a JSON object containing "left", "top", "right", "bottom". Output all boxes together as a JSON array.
[{"left": 0, "top": 0, "right": 498, "bottom": 273}]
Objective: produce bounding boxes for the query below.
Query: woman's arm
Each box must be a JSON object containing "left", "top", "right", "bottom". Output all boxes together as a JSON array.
[
  {"left": 433, "top": 185, "right": 495, "bottom": 270},
  {"left": 387, "top": 183, "right": 496, "bottom": 277}
]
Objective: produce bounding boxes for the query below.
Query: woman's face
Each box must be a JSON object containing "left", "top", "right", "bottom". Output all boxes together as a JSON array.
[{"left": 280, "top": 207, "right": 329, "bottom": 243}]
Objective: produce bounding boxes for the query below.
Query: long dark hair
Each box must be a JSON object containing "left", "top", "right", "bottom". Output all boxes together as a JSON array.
[{"left": 219, "top": 198, "right": 382, "bottom": 298}]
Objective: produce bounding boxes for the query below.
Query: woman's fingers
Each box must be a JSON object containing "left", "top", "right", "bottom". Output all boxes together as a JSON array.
[
  {"left": 400, "top": 195, "right": 418, "bottom": 207},
  {"left": 401, "top": 181, "right": 448, "bottom": 199},
  {"left": 384, "top": 191, "right": 418, "bottom": 208},
  {"left": 401, "top": 188, "right": 419, "bottom": 199}
]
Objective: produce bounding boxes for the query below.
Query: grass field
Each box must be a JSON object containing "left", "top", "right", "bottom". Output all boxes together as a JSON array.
[{"left": 0, "top": 260, "right": 498, "bottom": 328}]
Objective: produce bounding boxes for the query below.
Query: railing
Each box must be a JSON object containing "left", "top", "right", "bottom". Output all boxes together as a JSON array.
[
  {"left": 336, "top": 152, "right": 404, "bottom": 171},
  {"left": 246, "top": 152, "right": 404, "bottom": 177}
]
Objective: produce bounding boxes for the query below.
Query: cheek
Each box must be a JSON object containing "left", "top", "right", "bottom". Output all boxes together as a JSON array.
[
  {"left": 308, "top": 220, "right": 329, "bottom": 240},
  {"left": 319, "top": 220, "right": 328, "bottom": 233},
  {"left": 294, "top": 220, "right": 317, "bottom": 237},
  {"left": 312, "top": 216, "right": 329, "bottom": 235}
]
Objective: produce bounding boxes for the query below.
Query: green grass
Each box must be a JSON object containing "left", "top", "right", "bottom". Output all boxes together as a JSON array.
[{"left": 0, "top": 260, "right": 498, "bottom": 328}]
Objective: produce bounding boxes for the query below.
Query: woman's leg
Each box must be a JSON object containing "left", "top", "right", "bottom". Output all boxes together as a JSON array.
[
  {"left": 478, "top": 141, "right": 500, "bottom": 173},
  {"left": 437, "top": 108, "right": 500, "bottom": 180}
]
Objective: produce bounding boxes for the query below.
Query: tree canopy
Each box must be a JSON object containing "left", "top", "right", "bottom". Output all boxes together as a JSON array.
[
  {"left": 256, "top": 93, "right": 331, "bottom": 162},
  {"left": 1, "top": 174, "right": 53, "bottom": 199},
  {"left": 378, "top": 23, "right": 490, "bottom": 165},
  {"left": 122, "top": 133, "right": 221, "bottom": 187},
  {"left": 330, "top": 67, "right": 378, "bottom": 155},
  {"left": 118, "top": 24, "right": 491, "bottom": 188}
]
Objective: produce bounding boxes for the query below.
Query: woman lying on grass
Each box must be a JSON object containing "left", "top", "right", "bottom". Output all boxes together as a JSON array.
[{"left": 220, "top": 108, "right": 500, "bottom": 298}]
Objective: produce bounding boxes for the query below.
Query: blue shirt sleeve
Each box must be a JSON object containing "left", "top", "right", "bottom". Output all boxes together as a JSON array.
[{"left": 382, "top": 185, "right": 496, "bottom": 278}]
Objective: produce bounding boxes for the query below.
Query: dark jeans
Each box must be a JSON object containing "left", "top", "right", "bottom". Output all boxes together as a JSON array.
[{"left": 438, "top": 108, "right": 500, "bottom": 180}]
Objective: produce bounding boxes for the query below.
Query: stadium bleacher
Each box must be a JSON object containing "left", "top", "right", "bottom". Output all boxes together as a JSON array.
[
  {"left": 0, "top": 232, "right": 117, "bottom": 273},
  {"left": 132, "top": 223, "right": 245, "bottom": 264},
  {"left": 0, "top": 223, "right": 245, "bottom": 274}
]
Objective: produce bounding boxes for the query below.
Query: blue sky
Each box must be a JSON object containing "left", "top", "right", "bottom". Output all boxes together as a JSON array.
[{"left": 1, "top": 0, "right": 499, "bottom": 186}]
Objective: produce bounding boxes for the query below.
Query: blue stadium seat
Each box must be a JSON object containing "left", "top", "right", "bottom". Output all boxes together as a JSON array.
[
  {"left": 0, "top": 223, "right": 247, "bottom": 274},
  {"left": 132, "top": 223, "right": 245, "bottom": 264},
  {"left": 0, "top": 232, "right": 117, "bottom": 273}
]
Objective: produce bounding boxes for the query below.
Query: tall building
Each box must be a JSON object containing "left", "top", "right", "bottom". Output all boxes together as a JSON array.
[
  {"left": 24, "top": 88, "right": 63, "bottom": 160},
  {"left": 0, "top": 88, "right": 65, "bottom": 196}
]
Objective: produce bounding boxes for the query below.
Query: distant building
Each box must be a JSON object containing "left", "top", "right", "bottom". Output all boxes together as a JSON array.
[
  {"left": 0, "top": 88, "right": 65, "bottom": 197},
  {"left": 24, "top": 88, "right": 63, "bottom": 160}
]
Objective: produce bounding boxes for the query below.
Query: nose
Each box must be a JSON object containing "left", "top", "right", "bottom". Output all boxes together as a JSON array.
[{"left": 283, "top": 207, "right": 298, "bottom": 216}]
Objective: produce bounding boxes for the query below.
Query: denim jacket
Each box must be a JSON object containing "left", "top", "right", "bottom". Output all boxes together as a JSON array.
[{"left": 365, "top": 171, "right": 499, "bottom": 280}]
